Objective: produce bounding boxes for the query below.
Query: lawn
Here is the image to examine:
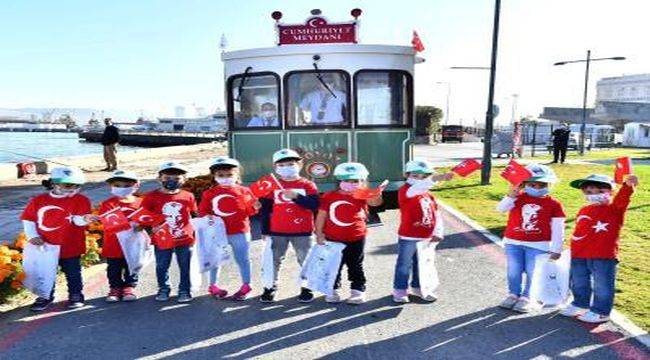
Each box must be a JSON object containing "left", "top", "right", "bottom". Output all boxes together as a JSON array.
[{"left": 433, "top": 149, "right": 650, "bottom": 330}]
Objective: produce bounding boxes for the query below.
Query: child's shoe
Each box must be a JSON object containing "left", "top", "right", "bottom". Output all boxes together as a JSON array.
[
  {"left": 208, "top": 285, "right": 228, "bottom": 299},
  {"left": 325, "top": 289, "right": 342, "bottom": 303},
  {"left": 67, "top": 293, "right": 85, "bottom": 309},
  {"left": 121, "top": 287, "right": 138, "bottom": 302},
  {"left": 229, "top": 284, "right": 252, "bottom": 301},
  {"left": 560, "top": 304, "right": 588, "bottom": 317},
  {"left": 298, "top": 287, "right": 314, "bottom": 303},
  {"left": 155, "top": 289, "right": 170, "bottom": 302},
  {"left": 577, "top": 311, "right": 610, "bottom": 323},
  {"left": 30, "top": 297, "right": 53, "bottom": 312},
  {"left": 260, "top": 287, "right": 276, "bottom": 303},
  {"left": 498, "top": 294, "right": 519, "bottom": 309},
  {"left": 347, "top": 290, "right": 366, "bottom": 305},
  {"left": 105, "top": 288, "right": 122, "bottom": 303},
  {"left": 392, "top": 289, "right": 409, "bottom": 303},
  {"left": 411, "top": 288, "right": 437, "bottom": 302},
  {"left": 512, "top": 297, "right": 536, "bottom": 313},
  {"left": 177, "top": 292, "right": 193, "bottom": 303}
]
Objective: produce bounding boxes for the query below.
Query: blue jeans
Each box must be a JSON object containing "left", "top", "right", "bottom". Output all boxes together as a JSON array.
[
  {"left": 209, "top": 233, "right": 251, "bottom": 285},
  {"left": 393, "top": 239, "right": 421, "bottom": 290},
  {"left": 52, "top": 257, "right": 83, "bottom": 298},
  {"left": 505, "top": 244, "right": 545, "bottom": 298},
  {"left": 155, "top": 245, "right": 191, "bottom": 294},
  {"left": 570, "top": 258, "right": 617, "bottom": 316}
]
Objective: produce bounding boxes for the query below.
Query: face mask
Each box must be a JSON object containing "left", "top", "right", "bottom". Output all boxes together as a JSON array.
[
  {"left": 111, "top": 186, "right": 137, "bottom": 198},
  {"left": 53, "top": 187, "right": 80, "bottom": 197},
  {"left": 340, "top": 182, "right": 361, "bottom": 192},
  {"left": 162, "top": 179, "right": 181, "bottom": 191},
  {"left": 275, "top": 165, "right": 300, "bottom": 178},
  {"left": 215, "top": 177, "right": 236, "bottom": 186},
  {"left": 406, "top": 177, "right": 435, "bottom": 190},
  {"left": 524, "top": 186, "right": 549, "bottom": 198},
  {"left": 586, "top": 193, "right": 611, "bottom": 204},
  {"left": 262, "top": 111, "right": 275, "bottom": 119}
]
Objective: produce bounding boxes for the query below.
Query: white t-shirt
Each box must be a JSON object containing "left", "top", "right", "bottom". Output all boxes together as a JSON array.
[
  {"left": 247, "top": 116, "right": 278, "bottom": 127},
  {"left": 299, "top": 90, "right": 346, "bottom": 124}
]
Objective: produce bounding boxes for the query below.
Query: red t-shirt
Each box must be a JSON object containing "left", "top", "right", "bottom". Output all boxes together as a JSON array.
[
  {"left": 503, "top": 194, "right": 565, "bottom": 242},
  {"left": 198, "top": 185, "right": 257, "bottom": 235},
  {"left": 267, "top": 178, "right": 318, "bottom": 234},
  {"left": 20, "top": 193, "right": 91, "bottom": 259},
  {"left": 398, "top": 185, "right": 439, "bottom": 239},
  {"left": 571, "top": 184, "right": 633, "bottom": 259},
  {"left": 99, "top": 196, "right": 143, "bottom": 258},
  {"left": 319, "top": 191, "right": 368, "bottom": 242},
  {"left": 141, "top": 190, "right": 197, "bottom": 247}
]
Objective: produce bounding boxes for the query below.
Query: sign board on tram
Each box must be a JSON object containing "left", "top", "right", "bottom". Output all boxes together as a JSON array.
[{"left": 276, "top": 15, "right": 358, "bottom": 45}]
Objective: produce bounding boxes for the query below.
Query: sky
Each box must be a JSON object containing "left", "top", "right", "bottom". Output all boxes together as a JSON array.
[{"left": 1, "top": 0, "right": 648, "bottom": 125}]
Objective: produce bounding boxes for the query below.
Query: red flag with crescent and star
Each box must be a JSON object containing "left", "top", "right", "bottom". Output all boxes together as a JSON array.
[
  {"left": 152, "top": 224, "right": 175, "bottom": 249},
  {"left": 99, "top": 208, "right": 131, "bottom": 233},
  {"left": 411, "top": 30, "right": 425, "bottom": 52},
  {"left": 127, "top": 207, "right": 165, "bottom": 227},
  {"left": 249, "top": 174, "right": 283, "bottom": 198},
  {"left": 353, "top": 180, "right": 389, "bottom": 200},
  {"left": 451, "top": 159, "right": 482, "bottom": 177},
  {"left": 500, "top": 160, "right": 532, "bottom": 186},
  {"left": 614, "top": 156, "right": 632, "bottom": 184}
]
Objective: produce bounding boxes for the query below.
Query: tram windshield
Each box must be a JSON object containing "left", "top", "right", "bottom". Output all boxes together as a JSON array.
[
  {"left": 230, "top": 73, "right": 280, "bottom": 129},
  {"left": 355, "top": 70, "right": 411, "bottom": 126},
  {"left": 285, "top": 71, "right": 349, "bottom": 127}
]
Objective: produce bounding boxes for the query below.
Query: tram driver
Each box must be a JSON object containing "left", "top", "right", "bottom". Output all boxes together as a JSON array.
[
  {"left": 298, "top": 73, "right": 347, "bottom": 125},
  {"left": 247, "top": 102, "right": 279, "bottom": 128}
]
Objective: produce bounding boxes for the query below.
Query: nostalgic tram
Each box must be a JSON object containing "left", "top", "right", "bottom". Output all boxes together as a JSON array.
[{"left": 222, "top": 9, "right": 421, "bottom": 208}]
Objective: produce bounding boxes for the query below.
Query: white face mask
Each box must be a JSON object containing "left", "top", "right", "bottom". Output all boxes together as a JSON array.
[
  {"left": 57, "top": 188, "right": 80, "bottom": 197},
  {"left": 275, "top": 164, "right": 300, "bottom": 179},
  {"left": 340, "top": 182, "right": 361, "bottom": 192},
  {"left": 111, "top": 186, "right": 137, "bottom": 198},
  {"left": 262, "top": 111, "right": 276, "bottom": 119},
  {"left": 215, "top": 177, "right": 236, "bottom": 186},
  {"left": 585, "top": 193, "right": 611, "bottom": 204},
  {"left": 406, "top": 177, "right": 435, "bottom": 190}
]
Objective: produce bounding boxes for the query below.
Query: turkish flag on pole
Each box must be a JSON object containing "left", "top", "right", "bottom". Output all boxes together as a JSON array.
[
  {"left": 99, "top": 208, "right": 131, "bottom": 233},
  {"left": 353, "top": 180, "right": 389, "bottom": 200},
  {"left": 152, "top": 224, "right": 175, "bottom": 250},
  {"left": 128, "top": 207, "right": 165, "bottom": 227},
  {"left": 249, "top": 174, "right": 283, "bottom": 198},
  {"left": 614, "top": 156, "right": 632, "bottom": 184},
  {"left": 411, "top": 30, "right": 425, "bottom": 52},
  {"left": 451, "top": 159, "right": 482, "bottom": 177},
  {"left": 500, "top": 160, "right": 533, "bottom": 186}
]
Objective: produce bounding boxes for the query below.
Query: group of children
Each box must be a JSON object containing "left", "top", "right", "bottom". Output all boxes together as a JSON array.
[{"left": 20, "top": 150, "right": 638, "bottom": 325}]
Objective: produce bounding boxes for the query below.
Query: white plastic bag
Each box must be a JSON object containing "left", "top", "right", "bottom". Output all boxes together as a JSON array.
[
  {"left": 529, "top": 249, "right": 571, "bottom": 306},
  {"left": 416, "top": 241, "right": 440, "bottom": 298},
  {"left": 300, "top": 241, "right": 346, "bottom": 296},
  {"left": 117, "top": 228, "right": 154, "bottom": 276},
  {"left": 261, "top": 237, "right": 275, "bottom": 289},
  {"left": 189, "top": 244, "right": 204, "bottom": 293},
  {"left": 22, "top": 243, "right": 60, "bottom": 299},
  {"left": 191, "top": 216, "right": 230, "bottom": 273}
]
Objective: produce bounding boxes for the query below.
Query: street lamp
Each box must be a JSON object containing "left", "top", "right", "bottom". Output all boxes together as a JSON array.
[
  {"left": 553, "top": 51, "right": 625, "bottom": 155},
  {"left": 435, "top": 82, "right": 451, "bottom": 125}
]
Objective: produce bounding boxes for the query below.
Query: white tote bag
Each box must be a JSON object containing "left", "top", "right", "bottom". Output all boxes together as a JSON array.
[
  {"left": 117, "top": 228, "right": 154, "bottom": 276},
  {"left": 261, "top": 237, "right": 275, "bottom": 289},
  {"left": 301, "top": 242, "right": 346, "bottom": 296},
  {"left": 191, "top": 216, "right": 230, "bottom": 273},
  {"left": 22, "top": 243, "right": 60, "bottom": 299},
  {"left": 416, "top": 241, "right": 440, "bottom": 298},
  {"left": 530, "top": 249, "right": 571, "bottom": 306}
]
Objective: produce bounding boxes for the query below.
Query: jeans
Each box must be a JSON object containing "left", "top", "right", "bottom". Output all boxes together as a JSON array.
[
  {"left": 106, "top": 258, "right": 138, "bottom": 289},
  {"left": 155, "top": 245, "right": 191, "bottom": 294},
  {"left": 505, "top": 244, "right": 545, "bottom": 298},
  {"left": 209, "top": 233, "right": 251, "bottom": 285},
  {"left": 270, "top": 235, "right": 312, "bottom": 287},
  {"left": 52, "top": 257, "right": 83, "bottom": 298},
  {"left": 393, "top": 239, "right": 421, "bottom": 290},
  {"left": 570, "top": 258, "right": 617, "bottom": 316},
  {"left": 332, "top": 239, "right": 366, "bottom": 292}
]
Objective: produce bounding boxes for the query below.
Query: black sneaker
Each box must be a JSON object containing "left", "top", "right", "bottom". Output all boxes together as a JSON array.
[
  {"left": 260, "top": 287, "right": 276, "bottom": 303},
  {"left": 67, "top": 293, "right": 85, "bottom": 309},
  {"left": 298, "top": 287, "right": 314, "bottom": 303},
  {"left": 30, "top": 297, "right": 53, "bottom": 312}
]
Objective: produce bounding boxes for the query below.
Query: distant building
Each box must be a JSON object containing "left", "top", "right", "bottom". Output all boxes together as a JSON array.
[
  {"left": 597, "top": 74, "right": 650, "bottom": 103},
  {"left": 539, "top": 107, "right": 597, "bottom": 123},
  {"left": 155, "top": 112, "right": 226, "bottom": 132}
]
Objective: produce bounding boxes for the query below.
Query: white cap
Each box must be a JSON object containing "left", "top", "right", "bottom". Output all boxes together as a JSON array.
[
  {"left": 158, "top": 161, "right": 188, "bottom": 174},
  {"left": 273, "top": 148, "right": 302, "bottom": 163},
  {"left": 333, "top": 162, "right": 369, "bottom": 180},
  {"left": 106, "top": 170, "right": 139, "bottom": 182},
  {"left": 404, "top": 158, "right": 435, "bottom": 174},
  {"left": 50, "top": 166, "right": 85, "bottom": 185},
  {"left": 210, "top": 156, "right": 240, "bottom": 169}
]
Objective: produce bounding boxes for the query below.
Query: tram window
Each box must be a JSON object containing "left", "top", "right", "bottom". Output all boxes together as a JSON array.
[
  {"left": 285, "top": 71, "right": 349, "bottom": 127},
  {"left": 229, "top": 73, "right": 280, "bottom": 129},
  {"left": 355, "top": 71, "right": 412, "bottom": 126}
]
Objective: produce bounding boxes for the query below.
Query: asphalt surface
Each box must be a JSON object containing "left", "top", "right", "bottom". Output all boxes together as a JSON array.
[{"left": 1, "top": 208, "right": 647, "bottom": 360}]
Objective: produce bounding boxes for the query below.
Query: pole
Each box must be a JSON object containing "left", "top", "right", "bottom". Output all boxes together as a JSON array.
[
  {"left": 445, "top": 84, "right": 451, "bottom": 125},
  {"left": 481, "top": 0, "right": 501, "bottom": 185},
  {"left": 579, "top": 50, "right": 591, "bottom": 156},
  {"left": 531, "top": 121, "right": 537, "bottom": 157}
]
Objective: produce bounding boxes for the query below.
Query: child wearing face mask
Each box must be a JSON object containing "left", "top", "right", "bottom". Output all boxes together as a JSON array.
[
  {"left": 258, "top": 149, "right": 319, "bottom": 303},
  {"left": 315, "top": 162, "right": 383, "bottom": 304},
  {"left": 98, "top": 170, "right": 142, "bottom": 302},
  {"left": 495, "top": 163, "right": 566, "bottom": 313},
  {"left": 560, "top": 174, "right": 639, "bottom": 323},
  {"left": 21, "top": 166, "right": 93, "bottom": 311},
  {"left": 393, "top": 159, "right": 453, "bottom": 303},
  {"left": 142, "top": 161, "right": 198, "bottom": 303},
  {"left": 198, "top": 156, "right": 260, "bottom": 301}
]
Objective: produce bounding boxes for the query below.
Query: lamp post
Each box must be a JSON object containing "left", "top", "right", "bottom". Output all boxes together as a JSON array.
[
  {"left": 435, "top": 82, "right": 451, "bottom": 125},
  {"left": 553, "top": 51, "right": 625, "bottom": 155}
]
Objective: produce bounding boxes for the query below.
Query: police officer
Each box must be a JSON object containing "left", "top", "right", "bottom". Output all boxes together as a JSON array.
[{"left": 551, "top": 123, "right": 571, "bottom": 164}]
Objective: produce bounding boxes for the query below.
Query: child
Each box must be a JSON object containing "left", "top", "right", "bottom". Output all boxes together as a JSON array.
[
  {"left": 393, "top": 159, "right": 453, "bottom": 303},
  {"left": 560, "top": 174, "right": 639, "bottom": 323},
  {"left": 142, "top": 161, "right": 197, "bottom": 303},
  {"left": 495, "top": 163, "right": 566, "bottom": 313},
  {"left": 259, "top": 149, "right": 319, "bottom": 303},
  {"left": 315, "top": 162, "right": 383, "bottom": 304},
  {"left": 99, "top": 170, "right": 142, "bottom": 302},
  {"left": 198, "top": 156, "right": 259, "bottom": 301},
  {"left": 21, "top": 166, "right": 92, "bottom": 311}
]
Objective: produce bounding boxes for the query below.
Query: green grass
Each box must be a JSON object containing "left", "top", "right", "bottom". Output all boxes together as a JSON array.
[{"left": 433, "top": 149, "right": 650, "bottom": 330}]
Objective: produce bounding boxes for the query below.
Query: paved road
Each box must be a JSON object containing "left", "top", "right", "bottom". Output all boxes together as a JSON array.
[{"left": 1, "top": 209, "right": 647, "bottom": 359}]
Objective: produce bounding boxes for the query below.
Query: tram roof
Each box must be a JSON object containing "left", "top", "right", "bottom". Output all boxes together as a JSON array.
[{"left": 221, "top": 44, "right": 416, "bottom": 61}]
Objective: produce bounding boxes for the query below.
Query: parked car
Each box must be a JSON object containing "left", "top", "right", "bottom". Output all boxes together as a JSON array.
[{"left": 441, "top": 125, "right": 464, "bottom": 143}]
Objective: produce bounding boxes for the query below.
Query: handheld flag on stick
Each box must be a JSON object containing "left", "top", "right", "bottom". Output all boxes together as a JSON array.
[
  {"left": 353, "top": 180, "right": 389, "bottom": 200},
  {"left": 614, "top": 157, "right": 632, "bottom": 184},
  {"left": 99, "top": 208, "right": 131, "bottom": 233},
  {"left": 451, "top": 159, "right": 482, "bottom": 177},
  {"left": 500, "top": 160, "right": 532, "bottom": 186}
]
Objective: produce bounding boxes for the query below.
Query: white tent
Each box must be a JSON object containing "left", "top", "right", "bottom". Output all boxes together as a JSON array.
[{"left": 623, "top": 122, "right": 650, "bottom": 148}]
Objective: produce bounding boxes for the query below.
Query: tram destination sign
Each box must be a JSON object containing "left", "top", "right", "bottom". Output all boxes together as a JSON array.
[{"left": 277, "top": 17, "right": 357, "bottom": 45}]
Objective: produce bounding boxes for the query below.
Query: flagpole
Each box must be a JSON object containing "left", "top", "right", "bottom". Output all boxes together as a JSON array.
[{"left": 481, "top": 0, "right": 502, "bottom": 185}]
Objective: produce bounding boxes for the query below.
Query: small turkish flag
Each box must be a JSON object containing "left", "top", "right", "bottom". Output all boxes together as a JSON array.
[
  {"left": 614, "top": 157, "right": 632, "bottom": 184},
  {"left": 500, "top": 160, "right": 533, "bottom": 186},
  {"left": 353, "top": 180, "right": 389, "bottom": 200},
  {"left": 452, "top": 159, "right": 482, "bottom": 177},
  {"left": 249, "top": 174, "right": 283, "bottom": 198},
  {"left": 128, "top": 207, "right": 165, "bottom": 227},
  {"left": 152, "top": 224, "right": 175, "bottom": 250},
  {"left": 99, "top": 208, "right": 131, "bottom": 233},
  {"left": 411, "top": 31, "right": 425, "bottom": 52}
]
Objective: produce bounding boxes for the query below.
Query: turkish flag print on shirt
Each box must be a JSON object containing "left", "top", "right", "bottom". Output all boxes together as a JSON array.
[
  {"left": 268, "top": 178, "right": 318, "bottom": 234},
  {"left": 500, "top": 160, "right": 532, "bottom": 186},
  {"left": 198, "top": 184, "right": 257, "bottom": 234},
  {"left": 141, "top": 190, "right": 197, "bottom": 248},
  {"left": 319, "top": 191, "right": 368, "bottom": 242}
]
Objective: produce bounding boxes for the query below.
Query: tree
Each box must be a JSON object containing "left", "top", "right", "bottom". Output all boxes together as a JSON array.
[{"left": 415, "top": 106, "right": 443, "bottom": 136}]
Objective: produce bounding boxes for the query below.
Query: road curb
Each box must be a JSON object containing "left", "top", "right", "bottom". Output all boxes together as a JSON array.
[{"left": 436, "top": 199, "right": 650, "bottom": 350}]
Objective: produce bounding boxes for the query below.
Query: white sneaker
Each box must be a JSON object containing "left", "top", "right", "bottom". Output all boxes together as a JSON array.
[
  {"left": 560, "top": 304, "right": 588, "bottom": 317},
  {"left": 325, "top": 290, "right": 342, "bottom": 303},
  {"left": 392, "top": 289, "right": 409, "bottom": 303},
  {"left": 346, "top": 290, "right": 366, "bottom": 305},
  {"left": 577, "top": 311, "right": 610, "bottom": 323},
  {"left": 498, "top": 294, "right": 519, "bottom": 309},
  {"left": 411, "top": 288, "right": 437, "bottom": 302},
  {"left": 512, "top": 297, "right": 537, "bottom": 313}
]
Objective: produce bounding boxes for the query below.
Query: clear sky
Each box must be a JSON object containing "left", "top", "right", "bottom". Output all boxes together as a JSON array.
[{"left": 1, "top": 0, "right": 647, "bottom": 124}]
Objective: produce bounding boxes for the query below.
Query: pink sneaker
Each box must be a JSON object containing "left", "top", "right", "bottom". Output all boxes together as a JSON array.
[
  {"left": 208, "top": 285, "right": 228, "bottom": 299},
  {"left": 229, "top": 283, "right": 252, "bottom": 301}
]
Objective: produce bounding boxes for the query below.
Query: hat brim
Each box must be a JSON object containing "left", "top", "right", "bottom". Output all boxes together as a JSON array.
[
  {"left": 51, "top": 177, "right": 84, "bottom": 185},
  {"left": 570, "top": 178, "right": 613, "bottom": 189},
  {"left": 159, "top": 167, "right": 188, "bottom": 174},
  {"left": 106, "top": 176, "right": 139, "bottom": 183},
  {"left": 526, "top": 176, "right": 556, "bottom": 184}
]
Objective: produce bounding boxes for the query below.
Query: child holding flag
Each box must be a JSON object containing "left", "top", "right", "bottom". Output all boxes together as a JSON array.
[
  {"left": 198, "top": 156, "right": 260, "bottom": 301},
  {"left": 560, "top": 173, "right": 639, "bottom": 323},
  {"left": 21, "top": 166, "right": 93, "bottom": 311},
  {"left": 496, "top": 163, "right": 566, "bottom": 313}
]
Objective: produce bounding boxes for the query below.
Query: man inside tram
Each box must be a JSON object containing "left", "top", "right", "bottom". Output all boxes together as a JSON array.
[
  {"left": 298, "top": 73, "right": 347, "bottom": 125},
  {"left": 247, "top": 102, "right": 279, "bottom": 127}
]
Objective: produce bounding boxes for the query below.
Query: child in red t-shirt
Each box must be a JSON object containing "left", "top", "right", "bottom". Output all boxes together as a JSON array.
[
  {"left": 495, "top": 163, "right": 566, "bottom": 313},
  {"left": 198, "top": 156, "right": 260, "bottom": 301},
  {"left": 21, "top": 166, "right": 93, "bottom": 311},
  {"left": 315, "top": 162, "right": 382, "bottom": 304},
  {"left": 393, "top": 159, "right": 453, "bottom": 303},
  {"left": 99, "top": 170, "right": 142, "bottom": 303},
  {"left": 560, "top": 174, "right": 638, "bottom": 323},
  {"left": 142, "top": 161, "right": 198, "bottom": 303}
]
